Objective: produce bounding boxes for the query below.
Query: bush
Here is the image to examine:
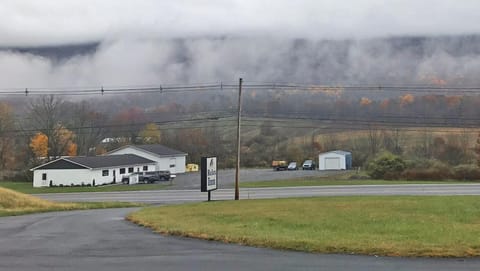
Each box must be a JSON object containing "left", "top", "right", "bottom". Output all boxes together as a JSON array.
[
  {"left": 452, "top": 164, "right": 480, "bottom": 181},
  {"left": 402, "top": 159, "right": 452, "bottom": 180},
  {"left": 367, "top": 152, "right": 406, "bottom": 179}
]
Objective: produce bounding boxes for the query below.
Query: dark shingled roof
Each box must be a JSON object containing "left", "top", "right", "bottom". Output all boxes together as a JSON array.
[
  {"left": 125, "top": 144, "right": 186, "bottom": 156},
  {"left": 34, "top": 154, "right": 155, "bottom": 170}
]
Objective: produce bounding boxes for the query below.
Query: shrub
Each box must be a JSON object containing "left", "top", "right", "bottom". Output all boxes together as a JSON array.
[
  {"left": 452, "top": 164, "right": 480, "bottom": 181},
  {"left": 402, "top": 159, "right": 452, "bottom": 180},
  {"left": 367, "top": 152, "right": 406, "bottom": 179}
]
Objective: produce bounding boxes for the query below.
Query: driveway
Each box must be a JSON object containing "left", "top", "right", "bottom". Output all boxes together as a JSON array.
[{"left": 1, "top": 208, "right": 478, "bottom": 271}]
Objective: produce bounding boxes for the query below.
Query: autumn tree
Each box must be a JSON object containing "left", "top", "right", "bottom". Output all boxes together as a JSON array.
[
  {"left": 399, "top": 94, "right": 414, "bottom": 107},
  {"left": 51, "top": 124, "right": 77, "bottom": 157},
  {"left": 30, "top": 133, "right": 48, "bottom": 159},
  {"left": 29, "top": 126, "right": 77, "bottom": 160},
  {"left": 138, "top": 123, "right": 162, "bottom": 144}
]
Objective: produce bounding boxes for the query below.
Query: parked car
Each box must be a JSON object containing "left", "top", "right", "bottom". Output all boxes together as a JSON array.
[
  {"left": 302, "top": 160, "right": 316, "bottom": 170},
  {"left": 287, "top": 162, "right": 298, "bottom": 170}
]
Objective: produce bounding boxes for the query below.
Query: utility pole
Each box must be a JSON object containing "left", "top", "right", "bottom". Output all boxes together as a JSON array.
[{"left": 235, "top": 78, "right": 243, "bottom": 200}]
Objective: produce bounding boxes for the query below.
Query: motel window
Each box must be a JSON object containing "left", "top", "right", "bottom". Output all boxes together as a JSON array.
[
  {"left": 102, "top": 170, "right": 109, "bottom": 176},
  {"left": 42, "top": 173, "right": 47, "bottom": 180},
  {"left": 143, "top": 166, "right": 148, "bottom": 171},
  {"left": 120, "top": 168, "right": 126, "bottom": 174},
  {"left": 128, "top": 167, "right": 134, "bottom": 173}
]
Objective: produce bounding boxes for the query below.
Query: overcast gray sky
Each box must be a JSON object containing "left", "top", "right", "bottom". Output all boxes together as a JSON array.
[
  {"left": 1, "top": 1, "right": 480, "bottom": 88},
  {"left": 1, "top": 0, "right": 480, "bottom": 46}
]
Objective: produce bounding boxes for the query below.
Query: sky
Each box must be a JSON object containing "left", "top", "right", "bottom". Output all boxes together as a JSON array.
[
  {"left": 0, "top": 0, "right": 480, "bottom": 88},
  {"left": 1, "top": 0, "right": 480, "bottom": 46}
]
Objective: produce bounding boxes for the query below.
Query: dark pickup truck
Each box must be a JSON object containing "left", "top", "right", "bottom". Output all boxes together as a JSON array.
[
  {"left": 122, "top": 171, "right": 172, "bottom": 184},
  {"left": 141, "top": 171, "right": 172, "bottom": 183}
]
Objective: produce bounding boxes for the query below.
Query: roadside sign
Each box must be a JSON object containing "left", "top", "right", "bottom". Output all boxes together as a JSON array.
[{"left": 201, "top": 157, "right": 217, "bottom": 200}]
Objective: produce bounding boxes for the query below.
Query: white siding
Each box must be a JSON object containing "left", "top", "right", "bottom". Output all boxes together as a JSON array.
[
  {"left": 318, "top": 152, "right": 346, "bottom": 170},
  {"left": 33, "top": 163, "right": 155, "bottom": 187},
  {"left": 108, "top": 147, "right": 186, "bottom": 173},
  {"left": 33, "top": 169, "right": 101, "bottom": 187}
]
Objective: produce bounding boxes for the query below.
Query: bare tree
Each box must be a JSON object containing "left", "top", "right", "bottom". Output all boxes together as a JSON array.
[
  {"left": 0, "top": 103, "right": 15, "bottom": 169},
  {"left": 71, "top": 101, "right": 107, "bottom": 156},
  {"left": 383, "top": 128, "right": 403, "bottom": 155},
  {"left": 367, "top": 125, "right": 382, "bottom": 156},
  {"left": 28, "top": 95, "right": 66, "bottom": 159}
]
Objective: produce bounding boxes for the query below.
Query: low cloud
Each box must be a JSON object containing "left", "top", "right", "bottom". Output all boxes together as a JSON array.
[{"left": 1, "top": 36, "right": 480, "bottom": 88}]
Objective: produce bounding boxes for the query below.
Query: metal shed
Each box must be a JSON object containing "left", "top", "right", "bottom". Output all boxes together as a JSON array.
[{"left": 318, "top": 150, "right": 352, "bottom": 170}]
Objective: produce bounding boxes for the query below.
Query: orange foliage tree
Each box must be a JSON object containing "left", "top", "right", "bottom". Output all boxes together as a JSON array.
[
  {"left": 399, "top": 94, "right": 414, "bottom": 107},
  {"left": 360, "top": 97, "right": 372, "bottom": 106},
  {"left": 52, "top": 125, "right": 77, "bottom": 157},
  {"left": 30, "top": 133, "right": 48, "bottom": 158},
  {"left": 30, "top": 125, "right": 77, "bottom": 159}
]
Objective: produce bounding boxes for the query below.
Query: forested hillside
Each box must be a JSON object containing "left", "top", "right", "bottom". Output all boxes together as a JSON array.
[{"left": 1, "top": 35, "right": 480, "bottom": 180}]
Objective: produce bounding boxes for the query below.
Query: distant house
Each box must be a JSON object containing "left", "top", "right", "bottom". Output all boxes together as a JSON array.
[
  {"left": 31, "top": 154, "right": 156, "bottom": 187},
  {"left": 106, "top": 144, "right": 187, "bottom": 174},
  {"left": 318, "top": 151, "right": 353, "bottom": 170}
]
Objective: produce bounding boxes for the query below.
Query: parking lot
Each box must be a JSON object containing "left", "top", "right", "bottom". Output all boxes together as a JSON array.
[{"left": 169, "top": 168, "right": 343, "bottom": 190}]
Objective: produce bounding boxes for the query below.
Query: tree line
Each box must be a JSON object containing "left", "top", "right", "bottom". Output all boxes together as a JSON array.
[{"left": 0, "top": 88, "right": 478, "bottom": 181}]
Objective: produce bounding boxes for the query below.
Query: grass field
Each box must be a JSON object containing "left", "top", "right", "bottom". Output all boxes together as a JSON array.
[
  {"left": 128, "top": 196, "right": 480, "bottom": 257},
  {"left": 0, "top": 181, "right": 169, "bottom": 194},
  {"left": 0, "top": 187, "right": 141, "bottom": 217}
]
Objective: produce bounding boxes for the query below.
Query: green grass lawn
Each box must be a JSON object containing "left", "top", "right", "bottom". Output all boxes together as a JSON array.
[
  {"left": 128, "top": 196, "right": 480, "bottom": 257},
  {"left": 0, "top": 181, "right": 169, "bottom": 194},
  {"left": 240, "top": 178, "right": 464, "bottom": 188}
]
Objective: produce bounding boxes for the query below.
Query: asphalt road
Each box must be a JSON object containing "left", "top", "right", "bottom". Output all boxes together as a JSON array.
[
  {"left": 169, "top": 168, "right": 338, "bottom": 189},
  {"left": 5, "top": 170, "right": 480, "bottom": 270},
  {"left": 1, "top": 208, "right": 478, "bottom": 271},
  {"left": 37, "top": 184, "right": 480, "bottom": 204}
]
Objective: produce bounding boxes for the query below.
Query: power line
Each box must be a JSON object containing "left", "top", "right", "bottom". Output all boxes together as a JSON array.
[{"left": 2, "top": 81, "right": 480, "bottom": 96}]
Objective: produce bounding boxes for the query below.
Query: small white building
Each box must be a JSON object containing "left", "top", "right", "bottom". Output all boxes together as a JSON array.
[
  {"left": 31, "top": 154, "right": 156, "bottom": 187},
  {"left": 106, "top": 144, "right": 187, "bottom": 174},
  {"left": 318, "top": 150, "right": 353, "bottom": 170}
]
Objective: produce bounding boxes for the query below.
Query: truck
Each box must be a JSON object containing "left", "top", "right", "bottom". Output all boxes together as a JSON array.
[
  {"left": 122, "top": 171, "right": 173, "bottom": 184},
  {"left": 272, "top": 160, "right": 288, "bottom": 171},
  {"left": 141, "top": 171, "right": 172, "bottom": 183}
]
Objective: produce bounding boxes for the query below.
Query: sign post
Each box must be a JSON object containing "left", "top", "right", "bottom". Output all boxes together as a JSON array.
[{"left": 201, "top": 157, "right": 217, "bottom": 201}]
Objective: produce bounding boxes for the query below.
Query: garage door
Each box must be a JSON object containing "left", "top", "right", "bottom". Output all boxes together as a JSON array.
[
  {"left": 169, "top": 158, "right": 176, "bottom": 173},
  {"left": 324, "top": 157, "right": 341, "bottom": 170}
]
